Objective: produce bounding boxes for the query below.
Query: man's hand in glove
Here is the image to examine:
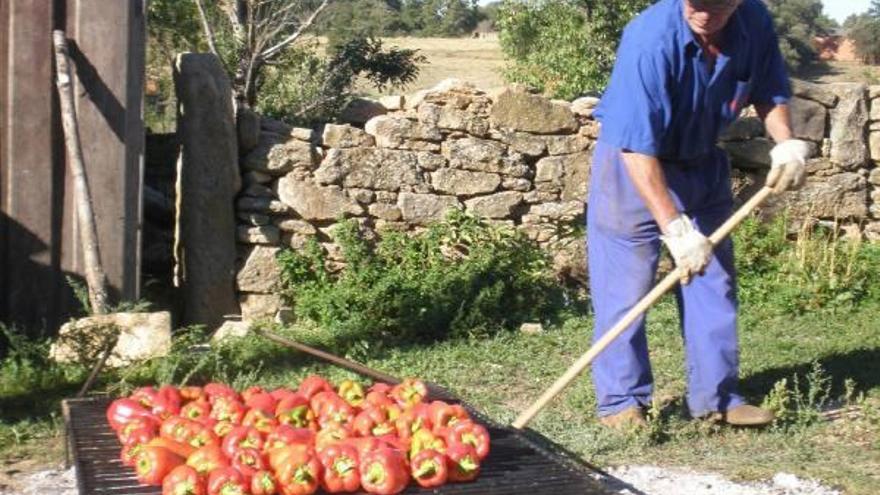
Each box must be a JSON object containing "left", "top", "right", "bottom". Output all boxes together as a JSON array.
[
  {"left": 767, "top": 139, "right": 810, "bottom": 194},
  {"left": 661, "top": 214, "right": 713, "bottom": 285}
]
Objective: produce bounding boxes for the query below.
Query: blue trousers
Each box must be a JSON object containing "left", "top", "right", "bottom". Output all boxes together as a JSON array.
[{"left": 587, "top": 141, "right": 744, "bottom": 418}]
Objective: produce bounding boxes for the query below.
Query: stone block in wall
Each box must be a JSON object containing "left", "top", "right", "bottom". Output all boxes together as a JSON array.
[
  {"left": 431, "top": 104, "right": 491, "bottom": 136},
  {"left": 490, "top": 129, "right": 547, "bottom": 157},
  {"left": 551, "top": 237, "right": 588, "bottom": 287},
  {"left": 236, "top": 245, "right": 282, "bottom": 293},
  {"left": 237, "top": 197, "right": 291, "bottom": 215},
  {"left": 368, "top": 203, "right": 403, "bottom": 221},
  {"left": 534, "top": 152, "right": 591, "bottom": 202},
  {"left": 523, "top": 190, "right": 559, "bottom": 203},
  {"left": 571, "top": 96, "right": 600, "bottom": 118},
  {"left": 720, "top": 116, "right": 764, "bottom": 142},
  {"left": 829, "top": 83, "right": 868, "bottom": 170},
  {"left": 789, "top": 97, "right": 828, "bottom": 143},
  {"left": 578, "top": 120, "right": 601, "bottom": 139},
  {"left": 275, "top": 218, "right": 317, "bottom": 235},
  {"left": 871, "top": 132, "right": 880, "bottom": 161},
  {"left": 870, "top": 204, "right": 880, "bottom": 219},
  {"left": 502, "top": 177, "right": 532, "bottom": 192},
  {"left": 765, "top": 172, "right": 869, "bottom": 220},
  {"left": 464, "top": 191, "right": 523, "bottom": 218},
  {"left": 527, "top": 201, "right": 585, "bottom": 221},
  {"left": 441, "top": 137, "right": 506, "bottom": 172},
  {"left": 871, "top": 189, "right": 880, "bottom": 204},
  {"left": 237, "top": 106, "right": 261, "bottom": 154},
  {"left": 277, "top": 178, "right": 363, "bottom": 220},
  {"left": 365, "top": 115, "right": 442, "bottom": 148},
  {"left": 544, "top": 135, "right": 591, "bottom": 155},
  {"left": 261, "top": 117, "right": 293, "bottom": 136},
  {"left": 397, "top": 192, "right": 461, "bottom": 225},
  {"left": 240, "top": 293, "right": 282, "bottom": 321},
  {"left": 730, "top": 168, "right": 763, "bottom": 207},
  {"left": 431, "top": 169, "right": 501, "bottom": 195},
  {"left": 721, "top": 138, "right": 774, "bottom": 168},
  {"left": 872, "top": 101, "right": 880, "bottom": 122},
  {"left": 380, "top": 95, "right": 405, "bottom": 111},
  {"left": 490, "top": 86, "right": 578, "bottom": 134},
  {"left": 316, "top": 148, "right": 427, "bottom": 191},
  {"left": 237, "top": 225, "right": 280, "bottom": 245},
  {"left": 791, "top": 79, "right": 839, "bottom": 108},
  {"left": 869, "top": 167, "right": 880, "bottom": 186},
  {"left": 242, "top": 134, "right": 319, "bottom": 175},
  {"left": 239, "top": 213, "right": 270, "bottom": 226},
  {"left": 241, "top": 183, "right": 275, "bottom": 198},
  {"left": 866, "top": 222, "right": 880, "bottom": 241},
  {"left": 347, "top": 188, "right": 375, "bottom": 204},
  {"left": 340, "top": 97, "right": 387, "bottom": 125},
  {"left": 322, "top": 124, "right": 375, "bottom": 148},
  {"left": 407, "top": 78, "right": 482, "bottom": 110}
]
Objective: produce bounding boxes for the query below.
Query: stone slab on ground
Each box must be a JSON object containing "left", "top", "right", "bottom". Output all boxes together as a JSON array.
[{"left": 599, "top": 466, "right": 841, "bottom": 495}]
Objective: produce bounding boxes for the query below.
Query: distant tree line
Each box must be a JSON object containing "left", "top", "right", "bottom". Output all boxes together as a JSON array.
[{"left": 845, "top": 0, "right": 880, "bottom": 64}]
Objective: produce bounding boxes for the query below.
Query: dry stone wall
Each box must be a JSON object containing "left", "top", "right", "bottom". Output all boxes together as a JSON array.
[{"left": 231, "top": 79, "right": 880, "bottom": 322}]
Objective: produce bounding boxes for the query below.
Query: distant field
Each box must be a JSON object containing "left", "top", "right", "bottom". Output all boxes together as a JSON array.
[
  {"left": 794, "top": 60, "right": 880, "bottom": 85},
  {"left": 355, "top": 36, "right": 507, "bottom": 96}
]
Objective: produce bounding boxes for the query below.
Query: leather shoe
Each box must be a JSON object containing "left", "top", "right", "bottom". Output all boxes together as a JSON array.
[
  {"left": 707, "top": 404, "right": 774, "bottom": 426},
  {"left": 599, "top": 406, "right": 647, "bottom": 430}
]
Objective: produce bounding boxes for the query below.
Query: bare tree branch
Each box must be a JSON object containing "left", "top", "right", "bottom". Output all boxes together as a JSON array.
[
  {"left": 193, "top": 0, "right": 219, "bottom": 56},
  {"left": 261, "top": 0, "right": 331, "bottom": 60}
]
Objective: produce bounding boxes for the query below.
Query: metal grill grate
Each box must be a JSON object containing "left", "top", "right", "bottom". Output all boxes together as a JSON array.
[{"left": 64, "top": 396, "right": 612, "bottom": 495}]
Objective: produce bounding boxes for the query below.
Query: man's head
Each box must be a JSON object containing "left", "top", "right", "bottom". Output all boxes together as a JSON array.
[{"left": 684, "top": 0, "right": 742, "bottom": 38}]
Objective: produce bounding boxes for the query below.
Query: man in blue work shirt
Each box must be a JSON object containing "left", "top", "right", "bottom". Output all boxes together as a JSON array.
[{"left": 589, "top": 0, "right": 810, "bottom": 428}]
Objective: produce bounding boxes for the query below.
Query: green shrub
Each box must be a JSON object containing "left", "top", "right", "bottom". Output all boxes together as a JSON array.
[
  {"left": 277, "top": 211, "right": 565, "bottom": 346},
  {"left": 734, "top": 215, "right": 880, "bottom": 314}
]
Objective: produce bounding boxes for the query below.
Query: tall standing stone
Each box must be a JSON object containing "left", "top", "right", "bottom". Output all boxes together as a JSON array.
[
  {"left": 174, "top": 53, "right": 241, "bottom": 330},
  {"left": 829, "top": 83, "right": 868, "bottom": 170}
]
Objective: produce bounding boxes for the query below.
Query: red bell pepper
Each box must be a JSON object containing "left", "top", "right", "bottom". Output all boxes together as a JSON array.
[
  {"left": 317, "top": 399, "right": 355, "bottom": 429},
  {"left": 394, "top": 405, "right": 432, "bottom": 442},
  {"left": 222, "top": 425, "right": 264, "bottom": 458},
  {"left": 408, "top": 429, "right": 446, "bottom": 459},
  {"left": 160, "top": 416, "right": 201, "bottom": 444},
  {"left": 131, "top": 386, "right": 160, "bottom": 408},
  {"left": 180, "top": 386, "right": 205, "bottom": 403},
  {"left": 134, "top": 445, "right": 184, "bottom": 486},
  {"left": 359, "top": 447, "right": 409, "bottom": 494},
  {"left": 148, "top": 437, "right": 197, "bottom": 459},
  {"left": 209, "top": 396, "right": 246, "bottom": 424},
  {"left": 410, "top": 448, "right": 447, "bottom": 488},
  {"left": 121, "top": 440, "right": 147, "bottom": 467},
  {"left": 342, "top": 437, "right": 383, "bottom": 460},
  {"left": 263, "top": 425, "right": 314, "bottom": 452},
  {"left": 186, "top": 444, "right": 229, "bottom": 475},
  {"left": 245, "top": 392, "right": 278, "bottom": 414},
  {"left": 445, "top": 443, "right": 480, "bottom": 482},
  {"left": 210, "top": 419, "right": 235, "bottom": 438},
  {"left": 298, "top": 375, "right": 334, "bottom": 400},
  {"left": 250, "top": 470, "right": 278, "bottom": 495},
  {"left": 181, "top": 400, "right": 211, "bottom": 423},
  {"left": 107, "top": 398, "right": 154, "bottom": 432},
  {"left": 117, "top": 416, "right": 160, "bottom": 444},
  {"left": 364, "top": 387, "right": 394, "bottom": 410},
  {"left": 275, "top": 395, "right": 317, "bottom": 430},
  {"left": 161, "top": 464, "right": 206, "bottom": 495},
  {"left": 315, "top": 424, "right": 350, "bottom": 452},
  {"left": 319, "top": 444, "right": 360, "bottom": 493},
  {"left": 207, "top": 466, "right": 248, "bottom": 495},
  {"left": 390, "top": 378, "right": 428, "bottom": 409},
  {"left": 243, "top": 407, "right": 278, "bottom": 434},
  {"left": 270, "top": 387, "right": 299, "bottom": 403},
  {"left": 429, "top": 401, "right": 469, "bottom": 433},
  {"left": 153, "top": 385, "right": 182, "bottom": 419},
  {"left": 231, "top": 447, "right": 267, "bottom": 484},
  {"left": 241, "top": 385, "right": 267, "bottom": 402},
  {"left": 444, "top": 420, "right": 490, "bottom": 460},
  {"left": 204, "top": 382, "right": 238, "bottom": 402},
  {"left": 186, "top": 423, "right": 219, "bottom": 449},
  {"left": 352, "top": 407, "right": 395, "bottom": 437},
  {"left": 272, "top": 444, "right": 322, "bottom": 495},
  {"left": 336, "top": 380, "right": 365, "bottom": 408}
]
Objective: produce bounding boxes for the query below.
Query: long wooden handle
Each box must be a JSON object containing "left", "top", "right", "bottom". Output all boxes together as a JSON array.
[{"left": 511, "top": 186, "right": 774, "bottom": 429}]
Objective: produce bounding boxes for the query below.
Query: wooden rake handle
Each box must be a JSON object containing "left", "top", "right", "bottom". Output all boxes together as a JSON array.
[{"left": 511, "top": 186, "right": 775, "bottom": 429}]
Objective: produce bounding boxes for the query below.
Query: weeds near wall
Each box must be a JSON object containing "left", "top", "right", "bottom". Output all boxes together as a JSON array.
[{"left": 277, "top": 211, "right": 565, "bottom": 347}]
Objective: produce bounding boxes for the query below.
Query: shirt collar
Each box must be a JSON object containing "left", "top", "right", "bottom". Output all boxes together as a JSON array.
[{"left": 677, "top": 0, "right": 749, "bottom": 56}]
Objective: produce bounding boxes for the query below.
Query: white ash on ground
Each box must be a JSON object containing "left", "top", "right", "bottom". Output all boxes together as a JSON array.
[
  {"left": 598, "top": 465, "right": 842, "bottom": 495},
  {"left": 0, "top": 467, "right": 76, "bottom": 495}
]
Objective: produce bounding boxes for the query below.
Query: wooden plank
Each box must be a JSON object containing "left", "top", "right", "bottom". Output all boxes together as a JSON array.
[
  {"left": 0, "top": 0, "right": 63, "bottom": 331},
  {"left": 65, "top": 0, "right": 142, "bottom": 303}
]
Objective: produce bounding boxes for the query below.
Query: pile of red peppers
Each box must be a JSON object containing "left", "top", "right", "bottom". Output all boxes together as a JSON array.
[{"left": 106, "top": 376, "right": 490, "bottom": 494}]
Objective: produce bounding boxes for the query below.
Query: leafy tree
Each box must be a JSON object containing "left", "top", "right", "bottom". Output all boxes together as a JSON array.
[
  {"left": 497, "top": 0, "right": 650, "bottom": 99},
  {"left": 847, "top": 2, "right": 880, "bottom": 64},
  {"left": 765, "top": 0, "right": 837, "bottom": 71}
]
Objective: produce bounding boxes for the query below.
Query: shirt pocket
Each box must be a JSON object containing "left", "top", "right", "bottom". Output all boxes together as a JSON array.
[{"left": 722, "top": 79, "right": 752, "bottom": 124}]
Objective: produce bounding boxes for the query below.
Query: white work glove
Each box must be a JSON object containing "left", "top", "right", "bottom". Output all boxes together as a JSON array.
[
  {"left": 767, "top": 139, "right": 810, "bottom": 194},
  {"left": 661, "top": 214, "right": 713, "bottom": 285}
]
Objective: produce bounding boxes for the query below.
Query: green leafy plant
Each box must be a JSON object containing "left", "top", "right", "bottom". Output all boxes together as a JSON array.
[
  {"left": 762, "top": 361, "right": 833, "bottom": 429},
  {"left": 277, "top": 211, "right": 565, "bottom": 347}
]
